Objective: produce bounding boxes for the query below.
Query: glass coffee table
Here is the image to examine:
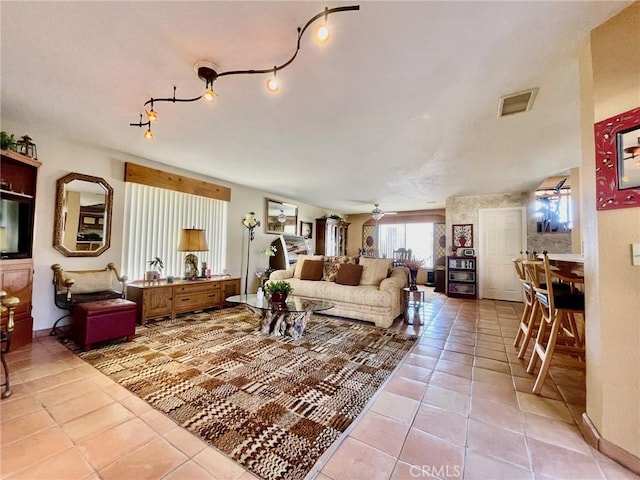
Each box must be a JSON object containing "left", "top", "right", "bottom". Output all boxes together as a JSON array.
[{"left": 226, "top": 294, "right": 333, "bottom": 339}]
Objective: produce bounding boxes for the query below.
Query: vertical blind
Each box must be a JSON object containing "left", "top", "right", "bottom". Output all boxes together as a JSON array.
[{"left": 123, "top": 183, "right": 227, "bottom": 281}]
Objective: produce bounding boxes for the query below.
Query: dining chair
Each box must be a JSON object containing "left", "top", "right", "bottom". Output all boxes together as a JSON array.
[
  {"left": 527, "top": 252, "right": 585, "bottom": 394},
  {"left": 393, "top": 248, "right": 412, "bottom": 267}
]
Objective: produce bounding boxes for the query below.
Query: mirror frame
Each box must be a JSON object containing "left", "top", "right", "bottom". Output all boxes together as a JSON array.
[
  {"left": 53, "top": 172, "right": 113, "bottom": 257},
  {"left": 594, "top": 106, "right": 640, "bottom": 210},
  {"left": 264, "top": 198, "right": 298, "bottom": 235}
]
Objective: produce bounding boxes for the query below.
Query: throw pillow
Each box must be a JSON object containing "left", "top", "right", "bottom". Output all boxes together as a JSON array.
[
  {"left": 323, "top": 255, "right": 357, "bottom": 282},
  {"left": 335, "top": 263, "right": 364, "bottom": 286},
  {"left": 359, "top": 257, "right": 393, "bottom": 286},
  {"left": 293, "top": 255, "right": 324, "bottom": 279},
  {"left": 300, "top": 259, "right": 324, "bottom": 281}
]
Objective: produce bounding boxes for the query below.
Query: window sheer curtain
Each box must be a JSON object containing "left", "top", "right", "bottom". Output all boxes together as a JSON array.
[{"left": 123, "top": 183, "right": 227, "bottom": 281}]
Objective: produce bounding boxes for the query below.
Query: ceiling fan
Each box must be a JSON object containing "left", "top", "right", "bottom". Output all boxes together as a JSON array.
[{"left": 371, "top": 204, "right": 397, "bottom": 220}]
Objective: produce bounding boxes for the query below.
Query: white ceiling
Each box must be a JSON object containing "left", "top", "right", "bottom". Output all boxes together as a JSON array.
[{"left": 1, "top": 1, "right": 630, "bottom": 215}]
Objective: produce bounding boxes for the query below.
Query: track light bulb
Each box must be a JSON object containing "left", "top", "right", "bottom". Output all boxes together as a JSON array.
[
  {"left": 203, "top": 87, "right": 216, "bottom": 103},
  {"left": 266, "top": 77, "right": 279, "bottom": 93},
  {"left": 143, "top": 127, "right": 154, "bottom": 139},
  {"left": 315, "top": 23, "right": 330, "bottom": 43},
  {"left": 147, "top": 109, "right": 158, "bottom": 122}
]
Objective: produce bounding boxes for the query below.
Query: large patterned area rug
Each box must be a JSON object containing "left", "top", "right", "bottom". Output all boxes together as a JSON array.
[{"left": 74, "top": 307, "right": 417, "bottom": 480}]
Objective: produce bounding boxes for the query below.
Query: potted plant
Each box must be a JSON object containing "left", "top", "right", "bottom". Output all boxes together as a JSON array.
[
  {"left": 1, "top": 131, "right": 17, "bottom": 151},
  {"left": 146, "top": 256, "right": 164, "bottom": 281},
  {"left": 265, "top": 280, "right": 293, "bottom": 307}
]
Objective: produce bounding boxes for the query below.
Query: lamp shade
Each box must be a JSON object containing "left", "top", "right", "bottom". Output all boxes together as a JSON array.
[{"left": 177, "top": 228, "right": 209, "bottom": 252}]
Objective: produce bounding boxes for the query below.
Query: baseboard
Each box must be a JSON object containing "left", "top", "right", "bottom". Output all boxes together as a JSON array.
[{"left": 582, "top": 412, "right": 640, "bottom": 475}]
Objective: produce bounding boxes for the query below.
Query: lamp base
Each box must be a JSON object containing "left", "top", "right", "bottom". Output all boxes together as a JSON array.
[{"left": 184, "top": 253, "right": 199, "bottom": 280}]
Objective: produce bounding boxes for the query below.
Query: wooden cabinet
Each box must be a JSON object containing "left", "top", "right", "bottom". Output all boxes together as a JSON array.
[
  {"left": 0, "top": 260, "right": 34, "bottom": 348},
  {"left": 0, "top": 149, "right": 41, "bottom": 349},
  {"left": 316, "top": 218, "right": 350, "bottom": 256},
  {"left": 447, "top": 256, "right": 477, "bottom": 298},
  {"left": 126, "top": 276, "right": 240, "bottom": 324},
  {"left": 222, "top": 277, "right": 241, "bottom": 301}
]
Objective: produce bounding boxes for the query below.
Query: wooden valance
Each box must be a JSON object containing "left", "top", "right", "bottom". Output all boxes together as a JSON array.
[{"left": 124, "top": 162, "right": 231, "bottom": 202}]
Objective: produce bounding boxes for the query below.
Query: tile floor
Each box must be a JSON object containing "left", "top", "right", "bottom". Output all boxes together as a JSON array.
[{"left": 1, "top": 290, "right": 639, "bottom": 480}]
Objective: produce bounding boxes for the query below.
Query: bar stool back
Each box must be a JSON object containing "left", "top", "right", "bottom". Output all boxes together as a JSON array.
[
  {"left": 513, "top": 257, "right": 540, "bottom": 359},
  {"left": 527, "top": 253, "right": 585, "bottom": 394}
]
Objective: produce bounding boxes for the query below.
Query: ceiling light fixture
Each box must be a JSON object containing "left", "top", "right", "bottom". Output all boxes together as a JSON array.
[
  {"left": 129, "top": 5, "right": 360, "bottom": 138},
  {"left": 371, "top": 204, "right": 384, "bottom": 221}
]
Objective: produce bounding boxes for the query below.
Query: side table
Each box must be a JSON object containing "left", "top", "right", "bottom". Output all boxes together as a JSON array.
[{"left": 403, "top": 287, "right": 425, "bottom": 325}]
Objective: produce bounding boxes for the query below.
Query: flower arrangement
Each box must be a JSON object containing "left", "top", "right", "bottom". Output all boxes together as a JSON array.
[
  {"left": 404, "top": 258, "right": 424, "bottom": 271},
  {"left": 261, "top": 245, "right": 277, "bottom": 257}
]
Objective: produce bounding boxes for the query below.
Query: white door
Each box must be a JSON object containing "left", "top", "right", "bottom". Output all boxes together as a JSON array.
[{"left": 478, "top": 207, "right": 526, "bottom": 301}]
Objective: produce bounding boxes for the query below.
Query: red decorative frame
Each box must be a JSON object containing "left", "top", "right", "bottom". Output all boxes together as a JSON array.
[
  {"left": 594, "top": 106, "right": 640, "bottom": 210},
  {"left": 452, "top": 224, "right": 473, "bottom": 248}
]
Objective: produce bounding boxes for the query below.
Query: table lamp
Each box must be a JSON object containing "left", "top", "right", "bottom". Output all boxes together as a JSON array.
[{"left": 177, "top": 228, "right": 209, "bottom": 280}]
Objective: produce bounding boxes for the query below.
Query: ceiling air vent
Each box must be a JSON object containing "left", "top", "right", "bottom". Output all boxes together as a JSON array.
[{"left": 498, "top": 88, "right": 538, "bottom": 117}]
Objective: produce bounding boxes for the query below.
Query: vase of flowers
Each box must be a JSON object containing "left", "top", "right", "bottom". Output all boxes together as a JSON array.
[
  {"left": 404, "top": 258, "right": 424, "bottom": 291},
  {"left": 261, "top": 245, "right": 277, "bottom": 281}
]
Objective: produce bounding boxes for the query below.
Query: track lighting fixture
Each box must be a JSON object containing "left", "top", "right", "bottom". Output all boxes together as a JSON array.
[{"left": 129, "top": 5, "right": 359, "bottom": 138}]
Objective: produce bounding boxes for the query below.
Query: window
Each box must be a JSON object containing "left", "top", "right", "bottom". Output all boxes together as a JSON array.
[
  {"left": 378, "top": 223, "right": 435, "bottom": 268},
  {"left": 123, "top": 183, "right": 227, "bottom": 281},
  {"left": 535, "top": 190, "right": 572, "bottom": 233}
]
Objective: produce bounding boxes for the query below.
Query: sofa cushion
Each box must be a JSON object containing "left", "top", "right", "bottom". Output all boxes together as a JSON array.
[
  {"left": 300, "top": 259, "right": 324, "bottom": 281},
  {"left": 359, "top": 257, "right": 393, "bottom": 286},
  {"left": 323, "top": 255, "right": 357, "bottom": 282},
  {"left": 293, "top": 255, "right": 324, "bottom": 279},
  {"left": 335, "top": 264, "right": 363, "bottom": 286}
]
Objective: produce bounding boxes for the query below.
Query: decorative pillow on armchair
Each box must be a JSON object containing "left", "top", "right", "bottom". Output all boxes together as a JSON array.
[{"left": 323, "top": 256, "right": 357, "bottom": 282}]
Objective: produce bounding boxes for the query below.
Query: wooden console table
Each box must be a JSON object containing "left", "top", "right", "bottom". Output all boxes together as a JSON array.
[{"left": 126, "top": 276, "right": 240, "bottom": 324}]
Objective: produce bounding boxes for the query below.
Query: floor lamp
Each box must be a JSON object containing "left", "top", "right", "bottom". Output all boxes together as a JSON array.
[{"left": 242, "top": 212, "right": 260, "bottom": 295}]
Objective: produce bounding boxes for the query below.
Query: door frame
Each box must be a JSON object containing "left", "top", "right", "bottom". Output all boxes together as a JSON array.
[{"left": 477, "top": 206, "right": 527, "bottom": 300}]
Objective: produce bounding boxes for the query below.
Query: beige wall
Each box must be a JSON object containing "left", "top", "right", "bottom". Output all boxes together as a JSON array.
[{"left": 583, "top": 2, "right": 640, "bottom": 459}]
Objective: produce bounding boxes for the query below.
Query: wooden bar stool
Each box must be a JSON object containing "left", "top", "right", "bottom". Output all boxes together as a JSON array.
[
  {"left": 527, "top": 253, "right": 585, "bottom": 394},
  {"left": 512, "top": 257, "right": 539, "bottom": 359}
]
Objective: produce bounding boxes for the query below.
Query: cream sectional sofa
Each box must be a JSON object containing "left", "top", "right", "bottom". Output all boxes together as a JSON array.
[{"left": 268, "top": 255, "right": 407, "bottom": 328}]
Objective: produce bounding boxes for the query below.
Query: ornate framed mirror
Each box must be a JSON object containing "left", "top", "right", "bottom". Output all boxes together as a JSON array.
[
  {"left": 264, "top": 198, "right": 298, "bottom": 235},
  {"left": 53, "top": 172, "right": 113, "bottom": 256}
]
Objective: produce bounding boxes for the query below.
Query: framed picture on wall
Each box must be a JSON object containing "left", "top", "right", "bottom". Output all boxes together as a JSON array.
[
  {"left": 300, "top": 221, "right": 313, "bottom": 239},
  {"left": 452, "top": 224, "right": 473, "bottom": 248}
]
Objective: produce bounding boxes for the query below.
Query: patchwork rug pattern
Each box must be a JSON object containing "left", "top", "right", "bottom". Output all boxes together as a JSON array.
[{"left": 74, "top": 307, "right": 417, "bottom": 480}]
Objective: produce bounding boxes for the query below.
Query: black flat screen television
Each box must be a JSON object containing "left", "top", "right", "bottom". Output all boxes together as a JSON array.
[{"left": 0, "top": 194, "right": 34, "bottom": 259}]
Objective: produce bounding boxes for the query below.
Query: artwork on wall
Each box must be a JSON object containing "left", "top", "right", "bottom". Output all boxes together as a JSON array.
[
  {"left": 594, "top": 106, "right": 640, "bottom": 211},
  {"left": 300, "top": 221, "right": 312, "bottom": 239},
  {"left": 452, "top": 224, "right": 473, "bottom": 248}
]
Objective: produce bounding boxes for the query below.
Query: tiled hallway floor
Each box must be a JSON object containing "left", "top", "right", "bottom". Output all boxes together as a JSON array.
[{"left": 1, "top": 291, "right": 638, "bottom": 479}]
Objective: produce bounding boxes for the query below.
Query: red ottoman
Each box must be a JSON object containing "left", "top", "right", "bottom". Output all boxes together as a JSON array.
[{"left": 72, "top": 298, "right": 137, "bottom": 351}]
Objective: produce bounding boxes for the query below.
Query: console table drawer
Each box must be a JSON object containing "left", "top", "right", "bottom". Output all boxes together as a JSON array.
[
  {"left": 174, "top": 290, "right": 220, "bottom": 313},
  {"left": 174, "top": 282, "right": 220, "bottom": 295}
]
